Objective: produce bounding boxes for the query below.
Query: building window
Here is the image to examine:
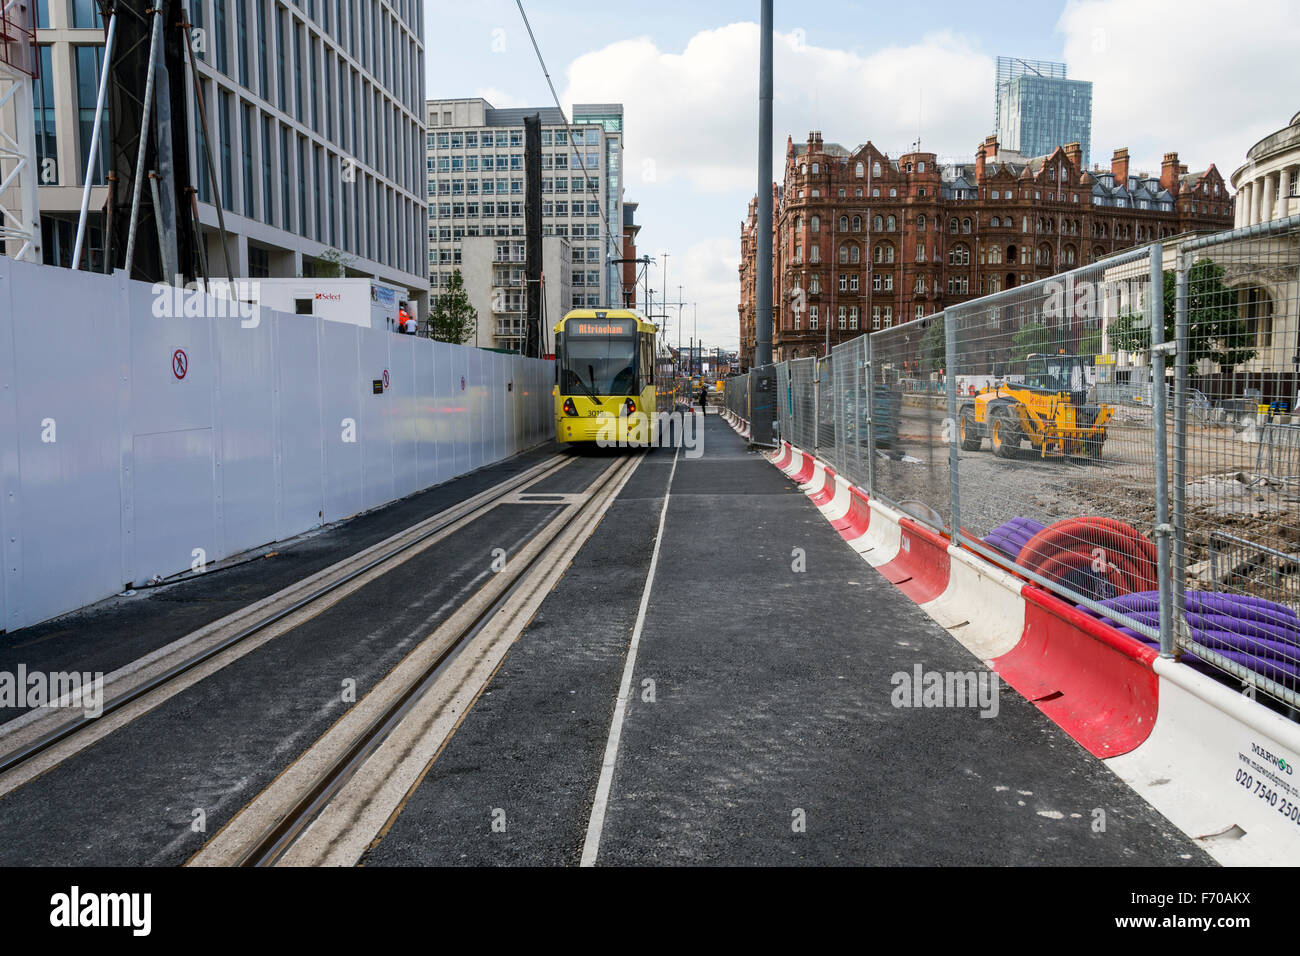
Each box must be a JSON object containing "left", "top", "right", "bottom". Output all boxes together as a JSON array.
[
  {"left": 297, "top": 135, "right": 308, "bottom": 239},
  {"left": 235, "top": 0, "right": 249, "bottom": 86},
  {"left": 241, "top": 102, "right": 255, "bottom": 217},
  {"left": 279, "top": 124, "right": 291, "bottom": 228},
  {"left": 261, "top": 115, "right": 274, "bottom": 228},
  {"left": 218, "top": 90, "right": 234, "bottom": 212},
  {"left": 33, "top": 46, "right": 57, "bottom": 183},
  {"left": 214, "top": 0, "right": 229, "bottom": 72},
  {"left": 292, "top": 21, "right": 303, "bottom": 122},
  {"left": 72, "top": 0, "right": 103, "bottom": 27},
  {"left": 74, "top": 46, "right": 109, "bottom": 185}
]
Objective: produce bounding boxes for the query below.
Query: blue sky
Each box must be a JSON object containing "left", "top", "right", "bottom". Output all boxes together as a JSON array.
[{"left": 427, "top": 0, "right": 1297, "bottom": 350}]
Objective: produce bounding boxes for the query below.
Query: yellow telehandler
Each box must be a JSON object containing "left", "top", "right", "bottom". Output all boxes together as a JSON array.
[{"left": 958, "top": 353, "right": 1112, "bottom": 459}]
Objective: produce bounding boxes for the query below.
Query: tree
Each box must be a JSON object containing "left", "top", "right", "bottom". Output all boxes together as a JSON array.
[
  {"left": 1107, "top": 258, "right": 1255, "bottom": 373},
  {"left": 303, "top": 247, "right": 355, "bottom": 278},
  {"left": 919, "top": 314, "right": 945, "bottom": 371},
  {"left": 1007, "top": 322, "right": 1100, "bottom": 362},
  {"left": 1011, "top": 322, "right": 1051, "bottom": 363},
  {"left": 429, "top": 269, "right": 477, "bottom": 344}
]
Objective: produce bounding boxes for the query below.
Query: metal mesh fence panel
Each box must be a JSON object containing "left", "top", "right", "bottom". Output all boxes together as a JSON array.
[
  {"left": 816, "top": 355, "right": 835, "bottom": 459},
  {"left": 831, "top": 335, "right": 871, "bottom": 490},
  {"left": 787, "top": 357, "right": 817, "bottom": 452},
  {"left": 724, "top": 374, "right": 747, "bottom": 420},
  {"left": 749, "top": 364, "right": 777, "bottom": 446},
  {"left": 869, "top": 315, "right": 952, "bottom": 529},
  {"left": 1173, "top": 216, "right": 1300, "bottom": 711},
  {"left": 776, "top": 361, "right": 792, "bottom": 444},
  {"left": 949, "top": 246, "right": 1164, "bottom": 638}
]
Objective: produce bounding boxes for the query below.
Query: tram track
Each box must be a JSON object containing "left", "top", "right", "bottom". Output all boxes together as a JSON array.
[
  {"left": 188, "top": 451, "right": 644, "bottom": 867},
  {"left": 0, "top": 452, "right": 576, "bottom": 796}
]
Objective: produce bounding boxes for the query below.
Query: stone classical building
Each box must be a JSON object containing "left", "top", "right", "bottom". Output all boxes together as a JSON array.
[
  {"left": 1232, "top": 109, "right": 1300, "bottom": 228},
  {"left": 739, "top": 131, "right": 1234, "bottom": 364}
]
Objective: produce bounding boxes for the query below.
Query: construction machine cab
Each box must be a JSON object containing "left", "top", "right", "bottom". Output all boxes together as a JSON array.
[{"left": 1022, "top": 353, "right": 1087, "bottom": 397}]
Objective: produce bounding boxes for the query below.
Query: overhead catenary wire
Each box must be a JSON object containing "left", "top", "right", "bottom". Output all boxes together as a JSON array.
[{"left": 514, "top": 0, "right": 625, "bottom": 307}]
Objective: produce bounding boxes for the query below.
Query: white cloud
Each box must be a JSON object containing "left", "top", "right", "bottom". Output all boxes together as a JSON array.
[
  {"left": 555, "top": 10, "right": 1297, "bottom": 352},
  {"left": 653, "top": 237, "right": 742, "bottom": 356},
  {"left": 472, "top": 87, "right": 532, "bottom": 110},
  {"left": 562, "top": 24, "right": 995, "bottom": 194},
  {"left": 1057, "top": 0, "right": 1297, "bottom": 180}
]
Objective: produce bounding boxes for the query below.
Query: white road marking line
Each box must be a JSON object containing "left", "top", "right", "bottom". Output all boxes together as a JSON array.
[{"left": 581, "top": 446, "right": 679, "bottom": 866}]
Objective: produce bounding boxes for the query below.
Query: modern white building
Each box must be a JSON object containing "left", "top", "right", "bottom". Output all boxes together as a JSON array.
[
  {"left": 426, "top": 97, "right": 624, "bottom": 350},
  {"left": 458, "top": 234, "right": 572, "bottom": 351},
  {"left": 11, "top": 0, "right": 428, "bottom": 316},
  {"left": 1232, "top": 109, "right": 1300, "bottom": 228}
]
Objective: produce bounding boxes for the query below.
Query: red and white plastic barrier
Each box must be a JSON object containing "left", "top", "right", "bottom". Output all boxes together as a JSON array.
[
  {"left": 830, "top": 486, "right": 871, "bottom": 544},
  {"left": 798, "top": 458, "right": 827, "bottom": 493},
  {"left": 919, "top": 546, "right": 1026, "bottom": 661},
  {"left": 722, "top": 407, "right": 752, "bottom": 439},
  {"left": 817, "top": 473, "right": 852, "bottom": 521},
  {"left": 875, "top": 518, "right": 952, "bottom": 604},
  {"left": 764, "top": 443, "right": 1300, "bottom": 866}
]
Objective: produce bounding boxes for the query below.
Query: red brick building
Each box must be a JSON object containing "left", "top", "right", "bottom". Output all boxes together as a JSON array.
[
  {"left": 739, "top": 131, "right": 1234, "bottom": 364},
  {"left": 622, "top": 201, "right": 641, "bottom": 309}
]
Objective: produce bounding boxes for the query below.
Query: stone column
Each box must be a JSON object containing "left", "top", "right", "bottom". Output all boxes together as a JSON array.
[
  {"left": 1252, "top": 179, "right": 1264, "bottom": 225},
  {"left": 1278, "top": 168, "right": 1292, "bottom": 220}
]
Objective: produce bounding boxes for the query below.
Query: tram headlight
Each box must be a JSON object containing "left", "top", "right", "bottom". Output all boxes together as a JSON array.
[
  {"left": 562, "top": 398, "right": 578, "bottom": 417},
  {"left": 624, "top": 398, "right": 636, "bottom": 416}
]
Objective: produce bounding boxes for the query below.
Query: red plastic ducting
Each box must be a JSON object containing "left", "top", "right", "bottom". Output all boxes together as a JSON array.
[{"left": 1016, "top": 516, "right": 1157, "bottom": 597}]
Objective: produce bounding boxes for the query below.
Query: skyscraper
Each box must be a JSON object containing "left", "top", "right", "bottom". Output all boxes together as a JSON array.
[{"left": 994, "top": 56, "right": 1092, "bottom": 167}]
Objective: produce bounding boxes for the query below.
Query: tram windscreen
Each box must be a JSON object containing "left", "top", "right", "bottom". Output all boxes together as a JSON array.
[{"left": 560, "top": 320, "right": 639, "bottom": 397}]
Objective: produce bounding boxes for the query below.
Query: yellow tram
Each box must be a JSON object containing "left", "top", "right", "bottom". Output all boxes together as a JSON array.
[{"left": 553, "top": 309, "right": 658, "bottom": 446}]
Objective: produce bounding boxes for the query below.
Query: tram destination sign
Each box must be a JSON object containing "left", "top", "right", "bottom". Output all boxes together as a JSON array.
[{"left": 571, "top": 318, "right": 636, "bottom": 336}]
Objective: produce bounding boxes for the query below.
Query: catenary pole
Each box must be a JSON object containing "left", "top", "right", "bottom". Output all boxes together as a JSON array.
[{"left": 754, "top": 0, "right": 774, "bottom": 366}]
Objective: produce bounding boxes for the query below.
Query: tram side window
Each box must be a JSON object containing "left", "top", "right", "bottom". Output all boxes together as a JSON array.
[{"left": 641, "top": 333, "right": 654, "bottom": 387}]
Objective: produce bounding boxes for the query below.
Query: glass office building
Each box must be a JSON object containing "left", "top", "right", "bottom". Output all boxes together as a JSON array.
[{"left": 997, "top": 73, "right": 1093, "bottom": 168}]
